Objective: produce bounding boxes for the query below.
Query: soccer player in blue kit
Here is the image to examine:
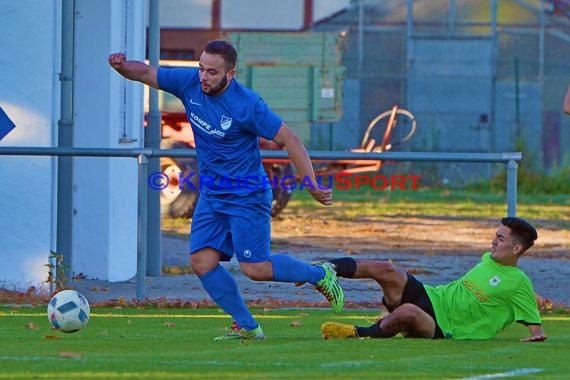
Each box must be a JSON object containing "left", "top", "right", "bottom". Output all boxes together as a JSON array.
[{"left": 109, "top": 40, "right": 344, "bottom": 340}]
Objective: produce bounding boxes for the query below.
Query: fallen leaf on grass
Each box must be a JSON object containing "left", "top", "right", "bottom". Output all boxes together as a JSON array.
[
  {"left": 90, "top": 286, "right": 108, "bottom": 292},
  {"left": 43, "top": 334, "right": 62, "bottom": 340},
  {"left": 25, "top": 322, "right": 39, "bottom": 330},
  {"left": 290, "top": 320, "right": 302, "bottom": 327},
  {"left": 59, "top": 351, "right": 83, "bottom": 359},
  {"left": 164, "top": 322, "right": 176, "bottom": 328}
]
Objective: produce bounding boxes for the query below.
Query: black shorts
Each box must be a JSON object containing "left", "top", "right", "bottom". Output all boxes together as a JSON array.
[{"left": 382, "top": 272, "right": 445, "bottom": 339}]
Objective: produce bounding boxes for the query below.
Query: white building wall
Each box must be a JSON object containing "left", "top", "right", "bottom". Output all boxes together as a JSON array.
[
  {"left": 0, "top": 0, "right": 145, "bottom": 288},
  {"left": 73, "top": 0, "right": 145, "bottom": 282},
  {"left": 0, "top": 0, "right": 59, "bottom": 288}
]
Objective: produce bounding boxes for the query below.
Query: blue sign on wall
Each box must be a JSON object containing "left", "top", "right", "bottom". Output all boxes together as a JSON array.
[{"left": 0, "top": 106, "right": 16, "bottom": 141}]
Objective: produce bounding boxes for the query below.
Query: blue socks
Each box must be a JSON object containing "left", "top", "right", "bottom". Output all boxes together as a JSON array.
[
  {"left": 269, "top": 254, "right": 325, "bottom": 285},
  {"left": 199, "top": 264, "right": 258, "bottom": 330},
  {"left": 199, "top": 256, "right": 326, "bottom": 330}
]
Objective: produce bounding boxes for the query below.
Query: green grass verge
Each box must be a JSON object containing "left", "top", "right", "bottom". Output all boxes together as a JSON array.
[
  {"left": 162, "top": 189, "right": 570, "bottom": 237},
  {"left": 2, "top": 307, "right": 569, "bottom": 379}
]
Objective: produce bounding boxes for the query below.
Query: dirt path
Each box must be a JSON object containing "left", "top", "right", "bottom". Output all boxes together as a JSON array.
[{"left": 270, "top": 206, "right": 569, "bottom": 259}]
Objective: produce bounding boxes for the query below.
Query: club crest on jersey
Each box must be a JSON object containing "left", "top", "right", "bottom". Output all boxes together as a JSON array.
[
  {"left": 489, "top": 276, "right": 501, "bottom": 286},
  {"left": 220, "top": 115, "right": 233, "bottom": 131}
]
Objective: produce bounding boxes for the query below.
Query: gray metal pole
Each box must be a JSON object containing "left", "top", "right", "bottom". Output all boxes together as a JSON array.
[
  {"left": 358, "top": 0, "right": 364, "bottom": 77},
  {"left": 57, "top": 0, "right": 75, "bottom": 285},
  {"left": 406, "top": 0, "right": 413, "bottom": 67},
  {"left": 136, "top": 154, "right": 149, "bottom": 300},
  {"left": 539, "top": 0, "right": 545, "bottom": 80},
  {"left": 448, "top": 0, "right": 456, "bottom": 35},
  {"left": 491, "top": 0, "right": 497, "bottom": 36},
  {"left": 146, "top": 0, "right": 162, "bottom": 277},
  {"left": 489, "top": 0, "right": 498, "bottom": 152},
  {"left": 0, "top": 146, "right": 521, "bottom": 163},
  {"left": 506, "top": 159, "right": 518, "bottom": 217},
  {"left": 406, "top": 0, "right": 414, "bottom": 110}
]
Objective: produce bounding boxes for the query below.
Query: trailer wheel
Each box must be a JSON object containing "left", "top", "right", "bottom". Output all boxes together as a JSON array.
[
  {"left": 268, "top": 163, "right": 294, "bottom": 217},
  {"left": 160, "top": 140, "right": 199, "bottom": 219}
]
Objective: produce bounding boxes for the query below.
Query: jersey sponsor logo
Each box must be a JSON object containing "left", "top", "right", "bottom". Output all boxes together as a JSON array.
[
  {"left": 243, "top": 249, "right": 252, "bottom": 258},
  {"left": 220, "top": 115, "right": 233, "bottom": 130},
  {"left": 489, "top": 275, "right": 501, "bottom": 286},
  {"left": 462, "top": 279, "right": 489, "bottom": 302},
  {"left": 189, "top": 98, "right": 202, "bottom": 106},
  {"left": 190, "top": 112, "right": 225, "bottom": 138}
]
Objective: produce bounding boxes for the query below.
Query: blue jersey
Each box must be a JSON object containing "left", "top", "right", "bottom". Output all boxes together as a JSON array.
[{"left": 157, "top": 67, "right": 282, "bottom": 199}]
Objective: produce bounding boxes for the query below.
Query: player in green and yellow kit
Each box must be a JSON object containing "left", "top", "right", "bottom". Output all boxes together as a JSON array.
[{"left": 322, "top": 217, "right": 547, "bottom": 341}]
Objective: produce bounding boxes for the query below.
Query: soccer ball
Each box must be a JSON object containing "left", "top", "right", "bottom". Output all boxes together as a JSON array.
[{"left": 47, "top": 290, "right": 90, "bottom": 333}]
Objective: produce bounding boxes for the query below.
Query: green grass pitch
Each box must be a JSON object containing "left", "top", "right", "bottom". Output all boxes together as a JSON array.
[{"left": 1, "top": 307, "right": 569, "bottom": 379}]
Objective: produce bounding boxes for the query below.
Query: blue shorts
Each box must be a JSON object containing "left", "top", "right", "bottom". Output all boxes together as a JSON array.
[{"left": 189, "top": 191, "right": 272, "bottom": 263}]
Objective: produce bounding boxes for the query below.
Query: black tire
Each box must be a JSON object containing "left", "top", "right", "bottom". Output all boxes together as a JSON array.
[
  {"left": 267, "top": 163, "right": 294, "bottom": 217},
  {"left": 160, "top": 140, "right": 199, "bottom": 219}
]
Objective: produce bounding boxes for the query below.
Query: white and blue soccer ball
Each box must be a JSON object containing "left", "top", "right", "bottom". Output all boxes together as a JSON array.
[{"left": 47, "top": 290, "right": 90, "bottom": 333}]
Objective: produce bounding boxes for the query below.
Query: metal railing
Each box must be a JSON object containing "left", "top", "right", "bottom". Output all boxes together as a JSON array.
[{"left": 0, "top": 147, "right": 521, "bottom": 299}]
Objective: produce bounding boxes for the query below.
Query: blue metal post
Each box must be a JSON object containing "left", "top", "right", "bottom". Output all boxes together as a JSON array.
[
  {"left": 146, "top": 0, "right": 162, "bottom": 276},
  {"left": 136, "top": 153, "right": 149, "bottom": 299},
  {"left": 57, "top": 0, "right": 75, "bottom": 285},
  {"left": 506, "top": 159, "right": 518, "bottom": 217}
]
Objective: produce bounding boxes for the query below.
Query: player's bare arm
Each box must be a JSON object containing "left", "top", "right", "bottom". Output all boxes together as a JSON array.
[
  {"left": 520, "top": 324, "right": 547, "bottom": 343},
  {"left": 272, "top": 123, "right": 333, "bottom": 206},
  {"left": 108, "top": 52, "right": 159, "bottom": 89},
  {"left": 564, "top": 84, "right": 570, "bottom": 115}
]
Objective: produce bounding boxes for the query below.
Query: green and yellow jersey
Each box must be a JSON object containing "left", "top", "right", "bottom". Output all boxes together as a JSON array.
[{"left": 424, "top": 252, "right": 541, "bottom": 339}]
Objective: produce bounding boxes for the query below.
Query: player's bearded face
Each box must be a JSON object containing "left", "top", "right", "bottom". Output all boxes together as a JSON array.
[
  {"left": 205, "top": 75, "right": 228, "bottom": 95},
  {"left": 199, "top": 52, "right": 235, "bottom": 96}
]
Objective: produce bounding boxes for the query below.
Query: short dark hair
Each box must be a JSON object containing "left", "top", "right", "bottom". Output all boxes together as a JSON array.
[
  {"left": 501, "top": 217, "right": 538, "bottom": 252},
  {"left": 204, "top": 40, "right": 237, "bottom": 70}
]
